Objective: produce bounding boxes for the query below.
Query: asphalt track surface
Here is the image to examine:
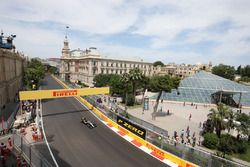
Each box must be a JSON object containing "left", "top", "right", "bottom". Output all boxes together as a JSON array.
[{"left": 41, "top": 75, "right": 168, "bottom": 167}]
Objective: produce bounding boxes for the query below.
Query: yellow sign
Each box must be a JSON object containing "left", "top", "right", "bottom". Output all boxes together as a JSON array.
[{"left": 19, "top": 87, "right": 109, "bottom": 100}]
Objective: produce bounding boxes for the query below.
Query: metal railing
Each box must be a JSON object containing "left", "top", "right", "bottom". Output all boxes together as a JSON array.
[
  {"left": 13, "top": 131, "right": 53, "bottom": 167},
  {"left": 84, "top": 95, "right": 246, "bottom": 167}
]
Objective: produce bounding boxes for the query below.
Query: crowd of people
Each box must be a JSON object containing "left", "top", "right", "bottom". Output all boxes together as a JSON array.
[
  {"left": 167, "top": 126, "right": 202, "bottom": 147},
  {"left": 21, "top": 100, "right": 37, "bottom": 124}
]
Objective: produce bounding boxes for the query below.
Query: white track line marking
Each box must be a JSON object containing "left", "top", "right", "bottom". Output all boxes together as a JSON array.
[
  {"left": 122, "top": 135, "right": 133, "bottom": 142},
  {"left": 139, "top": 146, "right": 152, "bottom": 154},
  {"left": 163, "top": 159, "right": 179, "bottom": 167},
  {"left": 40, "top": 100, "right": 59, "bottom": 167}
]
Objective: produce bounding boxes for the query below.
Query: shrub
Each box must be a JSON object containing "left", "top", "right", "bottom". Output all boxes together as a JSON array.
[
  {"left": 217, "top": 134, "right": 248, "bottom": 154},
  {"left": 235, "top": 140, "right": 248, "bottom": 154},
  {"left": 203, "top": 133, "right": 219, "bottom": 149},
  {"left": 217, "top": 134, "right": 235, "bottom": 154}
]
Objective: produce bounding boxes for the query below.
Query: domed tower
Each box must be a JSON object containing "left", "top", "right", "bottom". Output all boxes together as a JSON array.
[{"left": 62, "top": 37, "right": 70, "bottom": 58}]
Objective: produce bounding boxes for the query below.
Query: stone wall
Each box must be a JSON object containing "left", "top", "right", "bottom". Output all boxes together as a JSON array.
[{"left": 0, "top": 49, "right": 26, "bottom": 109}]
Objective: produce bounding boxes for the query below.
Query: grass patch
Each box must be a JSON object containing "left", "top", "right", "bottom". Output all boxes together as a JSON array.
[{"left": 232, "top": 143, "right": 250, "bottom": 162}]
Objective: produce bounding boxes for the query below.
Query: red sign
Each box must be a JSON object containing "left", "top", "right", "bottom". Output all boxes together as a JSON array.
[{"left": 52, "top": 90, "right": 78, "bottom": 97}]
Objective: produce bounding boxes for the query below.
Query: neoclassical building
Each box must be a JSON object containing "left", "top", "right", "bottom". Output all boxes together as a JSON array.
[
  {"left": 59, "top": 38, "right": 212, "bottom": 86},
  {"left": 60, "top": 38, "right": 154, "bottom": 86}
]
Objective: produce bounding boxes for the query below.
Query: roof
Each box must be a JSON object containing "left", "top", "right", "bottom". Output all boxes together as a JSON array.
[{"left": 158, "top": 71, "right": 250, "bottom": 106}]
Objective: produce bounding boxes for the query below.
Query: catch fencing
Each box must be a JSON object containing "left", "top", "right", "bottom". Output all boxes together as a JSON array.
[{"left": 12, "top": 131, "right": 53, "bottom": 167}]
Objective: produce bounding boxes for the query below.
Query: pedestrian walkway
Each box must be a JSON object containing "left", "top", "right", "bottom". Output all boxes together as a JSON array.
[{"left": 128, "top": 101, "right": 212, "bottom": 139}]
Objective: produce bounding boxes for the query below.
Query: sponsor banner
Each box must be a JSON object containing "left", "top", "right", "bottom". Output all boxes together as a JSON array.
[
  {"left": 117, "top": 115, "right": 146, "bottom": 139},
  {"left": 19, "top": 87, "right": 109, "bottom": 100}
]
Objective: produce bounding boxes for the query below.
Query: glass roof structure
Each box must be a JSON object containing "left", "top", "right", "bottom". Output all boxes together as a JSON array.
[{"left": 155, "top": 71, "right": 250, "bottom": 106}]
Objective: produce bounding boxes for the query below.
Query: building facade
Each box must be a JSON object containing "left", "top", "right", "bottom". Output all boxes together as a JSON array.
[
  {"left": 60, "top": 38, "right": 212, "bottom": 85},
  {"left": 0, "top": 49, "right": 26, "bottom": 109},
  {"left": 60, "top": 39, "right": 154, "bottom": 86},
  {"left": 153, "top": 63, "right": 212, "bottom": 78}
]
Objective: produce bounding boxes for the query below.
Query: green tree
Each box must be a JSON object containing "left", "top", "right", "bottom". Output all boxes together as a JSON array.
[
  {"left": 240, "top": 76, "right": 250, "bottom": 82},
  {"left": 93, "top": 74, "right": 111, "bottom": 87},
  {"left": 109, "top": 74, "right": 123, "bottom": 95},
  {"left": 241, "top": 65, "right": 250, "bottom": 77},
  {"left": 129, "top": 67, "right": 144, "bottom": 98},
  {"left": 120, "top": 73, "right": 131, "bottom": 111},
  {"left": 212, "top": 64, "right": 235, "bottom": 80},
  {"left": 140, "top": 75, "right": 150, "bottom": 101},
  {"left": 207, "top": 103, "right": 231, "bottom": 137},
  {"left": 45, "top": 65, "right": 58, "bottom": 74},
  {"left": 149, "top": 75, "right": 180, "bottom": 119},
  {"left": 225, "top": 109, "right": 235, "bottom": 134},
  {"left": 203, "top": 133, "right": 219, "bottom": 149},
  {"left": 153, "top": 61, "right": 164, "bottom": 67},
  {"left": 235, "top": 113, "right": 250, "bottom": 141},
  {"left": 24, "top": 58, "right": 45, "bottom": 90},
  {"left": 236, "top": 65, "right": 242, "bottom": 75}
]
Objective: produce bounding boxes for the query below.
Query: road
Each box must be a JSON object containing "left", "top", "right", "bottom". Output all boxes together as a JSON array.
[{"left": 41, "top": 75, "right": 168, "bottom": 167}]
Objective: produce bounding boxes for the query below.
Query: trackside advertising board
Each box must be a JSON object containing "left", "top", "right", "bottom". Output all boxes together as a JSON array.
[
  {"left": 117, "top": 115, "right": 146, "bottom": 139},
  {"left": 19, "top": 87, "right": 109, "bottom": 100}
]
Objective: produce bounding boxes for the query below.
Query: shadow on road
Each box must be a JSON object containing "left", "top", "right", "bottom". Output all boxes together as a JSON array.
[
  {"left": 34, "top": 143, "right": 71, "bottom": 167},
  {"left": 43, "top": 109, "right": 89, "bottom": 118}
]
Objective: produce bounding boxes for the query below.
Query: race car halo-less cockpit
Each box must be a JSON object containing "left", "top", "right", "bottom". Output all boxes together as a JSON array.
[{"left": 81, "top": 117, "right": 97, "bottom": 129}]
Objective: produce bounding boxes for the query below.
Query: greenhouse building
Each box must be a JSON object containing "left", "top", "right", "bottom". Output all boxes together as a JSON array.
[{"left": 160, "top": 71, "right": 250, "bottom": 107}]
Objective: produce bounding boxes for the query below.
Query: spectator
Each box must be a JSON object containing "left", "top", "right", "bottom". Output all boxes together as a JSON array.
[
  {"left": 189, "top": 113, "right": 192, "bottom": 121},
  {"left": 181, "top": 129, "right": 184, "bottom": 138},
  {"left": 174, "top": 131, "right": 177, "bottom": 139},
  {"left": 186, "top": 128, "right": 190, "bottom": 137}
]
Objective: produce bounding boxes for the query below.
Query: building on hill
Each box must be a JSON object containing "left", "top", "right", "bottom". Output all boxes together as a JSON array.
[{"left": 158, "top": 71, "right": 250, "bottom": 107}]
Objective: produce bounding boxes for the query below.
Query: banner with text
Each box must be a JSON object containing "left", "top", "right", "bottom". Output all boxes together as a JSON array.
[
  {"left": 19, "top": 87, "right": 109, "bottom": 100},
  {"left": 117, "top": 115, "right": 146, "bottom": 139}
]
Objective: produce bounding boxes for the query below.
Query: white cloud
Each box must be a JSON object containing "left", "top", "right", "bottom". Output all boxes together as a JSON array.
[{"left": 1, "top": 0, "right": 250, "bottom": 66}]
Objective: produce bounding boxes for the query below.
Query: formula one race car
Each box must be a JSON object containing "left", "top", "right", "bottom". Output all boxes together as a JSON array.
[{"left": 81, "top": 117, "right": 96, "bottom": 129}]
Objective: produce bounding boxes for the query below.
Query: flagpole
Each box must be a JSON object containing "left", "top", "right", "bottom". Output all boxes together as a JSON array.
[{"left": 66, "top": 26, "right": 69, "bottom": 39}]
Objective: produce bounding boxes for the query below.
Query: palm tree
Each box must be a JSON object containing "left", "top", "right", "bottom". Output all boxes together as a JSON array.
[
  {"left": 225, "top": 109, "right": 235, "bottom": 134},
  {"left": 120, "top": 73, "right": 130, "bottom": 112},
  {"left": 207, "top": 103, "right": 231, "bottom": 137},
  {"left": 150, "top": 75, "right": 180, "bottom": 120},
  {"left": 129, "top": 67, "right": 143, "bottom": 98}
]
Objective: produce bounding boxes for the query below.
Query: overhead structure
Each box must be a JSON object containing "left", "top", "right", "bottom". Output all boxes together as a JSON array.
[
  {"left": 19, "top": 87, "right": 109, "bottom": 100},
  {"left": 158, "top": 71, "right": 250, "bottom": 107}
]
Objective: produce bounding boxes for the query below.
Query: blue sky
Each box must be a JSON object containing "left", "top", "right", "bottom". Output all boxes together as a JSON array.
[{"left": 1, "top": 0, "right": 250, "bottom": 67}]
